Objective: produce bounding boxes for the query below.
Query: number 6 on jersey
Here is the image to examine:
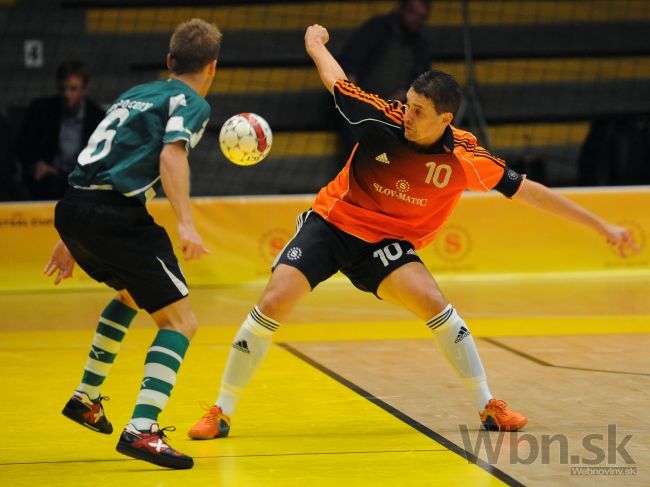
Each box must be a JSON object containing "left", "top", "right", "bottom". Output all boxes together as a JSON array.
[{"left": 78, "top": 108, "right": 130, "bottom": 166}]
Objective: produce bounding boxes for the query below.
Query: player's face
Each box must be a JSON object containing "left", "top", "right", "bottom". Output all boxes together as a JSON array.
[{"left": 403, "top": 89, "right": 451, "bottom": 146}]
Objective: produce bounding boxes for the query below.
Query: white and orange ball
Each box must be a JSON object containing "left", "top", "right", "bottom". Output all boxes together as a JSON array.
[{"left": 219, "top": 113, "right": 272, "bottom": 166}]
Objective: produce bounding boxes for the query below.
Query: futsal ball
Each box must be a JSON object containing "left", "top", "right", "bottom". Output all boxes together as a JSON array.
[{"left": 219, "top": 113, "right": 272, "bottom": 166}]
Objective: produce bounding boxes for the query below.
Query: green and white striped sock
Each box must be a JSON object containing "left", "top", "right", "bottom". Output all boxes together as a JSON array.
[
  {"left": 130, "top": 329, "right": 190, "bottom": 431},
  {"left": 76, "top": 300, "right": 137, "bottom": 401}
]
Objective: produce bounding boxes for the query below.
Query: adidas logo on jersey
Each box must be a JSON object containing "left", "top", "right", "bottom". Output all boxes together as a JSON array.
[
  {"left": 233, "top": 340, "right": 250, "bottom": 353},
  {"left": 455, "top": 326, "right": 470, "bottom": 343},
  {"left": 375, "top": 153, "right": 390, "bottom": 164}
]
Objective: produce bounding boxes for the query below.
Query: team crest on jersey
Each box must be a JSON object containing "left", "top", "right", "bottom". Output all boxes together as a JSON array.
[
  {"left": 286, "top": 246, "right": 302, "bottom": 261},
  {"left": 396, "top": 179, "right": 410, "bottom": 193}
]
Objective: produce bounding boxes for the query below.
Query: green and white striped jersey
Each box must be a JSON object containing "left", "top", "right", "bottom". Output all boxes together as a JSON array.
[{"left": 69, "top": 78, "right": 210, "bottom": 202}]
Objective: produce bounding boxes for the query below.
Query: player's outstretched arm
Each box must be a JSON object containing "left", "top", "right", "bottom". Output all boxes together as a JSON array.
[
  {"left": 513, "top": 178, "right": 638, "bottom": 257},
  {"left": 44, "top": 239, "right": 75, "bottom": 285},
  {"left": 160, "top": 141, "right": 210, "bottom": 261},
  {"left": 305, "top": 24, "right": 347, "bottom": 94}
]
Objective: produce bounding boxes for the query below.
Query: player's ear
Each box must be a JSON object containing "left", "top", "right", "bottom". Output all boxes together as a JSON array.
[
  {"left": 208, "top": 59, "right": 217, "bottom": 76},
  {"left": 166, "top": 53, "right": 173, "bottom": 72},
  {"left": 441, "top": 112, "right": 453, "bottom": 126}
]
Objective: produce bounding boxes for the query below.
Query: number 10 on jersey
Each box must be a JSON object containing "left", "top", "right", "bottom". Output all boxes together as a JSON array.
[{"left": 424, "top": 162, "right": 452, "bottom": 188}]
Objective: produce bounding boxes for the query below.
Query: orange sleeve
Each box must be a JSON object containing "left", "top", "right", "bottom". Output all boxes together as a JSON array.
[
  {"left": 457, "top": 147, "right": 507, "bottom": 192},
  {"left": 333, "top": 80, "right": 404, "bottom": 126},
  {"left": 453, "top": 129, "right": 511, "bottom": 192}
]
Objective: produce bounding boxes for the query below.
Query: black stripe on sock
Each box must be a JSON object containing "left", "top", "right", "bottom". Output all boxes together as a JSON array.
[
  {"left": 426, "top": 308, "right": 452, "bottom": 329},
  {"left": 251, "top": 307, "right": 279, "bottom": 331},
  {"left": 426, "top": 307, "right": 453, "bottom": 330},
  {"left": 252, "top": 308, "right": 278, "bottom": 330}
]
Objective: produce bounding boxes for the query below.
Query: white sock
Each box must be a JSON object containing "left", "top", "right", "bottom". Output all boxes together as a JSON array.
[
  {"left": 216, "top": 306, "right": 278, "bottom": 416},
  {"left": 427, "top": 305, "right": 493, "bottom": 411}
]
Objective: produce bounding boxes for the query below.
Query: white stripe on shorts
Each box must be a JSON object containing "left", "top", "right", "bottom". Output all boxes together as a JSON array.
[{"left": 156, "top": 257, "right": 189, "bottom": 296}]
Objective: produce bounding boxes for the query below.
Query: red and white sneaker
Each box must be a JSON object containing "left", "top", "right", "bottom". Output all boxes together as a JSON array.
[
  {"left": 62, "top": 391, "right": 112, "bottom": 434},
  {"left": 116, "top": 423, "right": 193, "bottom": 469},
  {"left": 480, "top": 399, "right": 528, "bottom": 431}
]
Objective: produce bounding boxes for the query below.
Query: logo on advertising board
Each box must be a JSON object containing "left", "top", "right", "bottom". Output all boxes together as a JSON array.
[
  {"left": 258, "top": 228, "right": 292, "bottom": 264},
  {"left": 0, "top": 212, "right": 53, "bottom": 228},
  {"left": 433, "top": 224, "right": 472, "bottom": 263}
]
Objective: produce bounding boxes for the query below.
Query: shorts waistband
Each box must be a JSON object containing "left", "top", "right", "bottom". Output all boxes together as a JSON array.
[{"left": 64, "top": 187, "right": 143, "bottom": 207}]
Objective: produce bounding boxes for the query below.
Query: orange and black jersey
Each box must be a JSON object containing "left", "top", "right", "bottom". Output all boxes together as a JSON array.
[{"left": 312, "top": 80, "right": 525, "bottom": 249}]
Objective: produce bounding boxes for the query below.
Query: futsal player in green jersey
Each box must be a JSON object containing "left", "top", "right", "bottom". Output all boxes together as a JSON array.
[{"left": 44, "top": 19, "right": 221, "bottom": 469}]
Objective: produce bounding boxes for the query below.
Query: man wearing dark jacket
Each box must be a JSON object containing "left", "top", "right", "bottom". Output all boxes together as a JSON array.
[
  {"left": 337, "top": 0, "right": 432, "bottom": 156},
  {"left": 17, "top": 60, "right": 104, "bottom": 200},
  {"left": 340, "top": 0, "right": 431, "bottom": 101}
]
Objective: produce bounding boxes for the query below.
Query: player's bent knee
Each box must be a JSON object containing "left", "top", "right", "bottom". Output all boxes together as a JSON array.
[
  {"left": 256, "top": 294, "right": 287, "bottom": 322},
  {"left": 256, "top": 266, "right": 310, "bottom": 321},
  {"left": 181, "top": 312, "right": 199, "bottom": 339},
  {"left": 162, "top": 312, "right": 198, "bottom": 340},
  {"left": 256, "top": 286, "right": 303, "bottom": 322},
  {"left": 115, "top": 290, "right": 138, "bottom": 310},
  {"left": 151, "top": 298, "right": 199, "bottom": 339}
]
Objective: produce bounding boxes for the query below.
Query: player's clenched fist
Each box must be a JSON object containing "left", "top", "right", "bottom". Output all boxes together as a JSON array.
[{"left": 305, "top": 24, "right": 329, "bottom": 50}]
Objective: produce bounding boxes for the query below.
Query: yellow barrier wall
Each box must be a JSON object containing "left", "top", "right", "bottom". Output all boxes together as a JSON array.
[{"left": 1, "top": 188, "right": 648, "bottom": 292}]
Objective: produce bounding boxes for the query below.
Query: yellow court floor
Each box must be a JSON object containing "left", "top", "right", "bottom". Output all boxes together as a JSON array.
[{"left": 0, "top": 272, "right": 649, "bottom": 486}]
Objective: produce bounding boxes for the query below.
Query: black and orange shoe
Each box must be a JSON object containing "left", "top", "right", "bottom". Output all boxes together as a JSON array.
[
  {"left": 116, "top": 424, "right": 193, "bottom": 469},
  {"left": 480, "top": 399, "right": 528, "bottom": 431},
  {"left": 62, "top": 391, "right": 113, "bottom": 434}
]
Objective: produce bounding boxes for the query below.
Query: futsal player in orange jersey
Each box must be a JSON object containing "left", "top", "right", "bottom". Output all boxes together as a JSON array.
[{"left": 188, "top": 24, "right": 637, "bottom": 438}]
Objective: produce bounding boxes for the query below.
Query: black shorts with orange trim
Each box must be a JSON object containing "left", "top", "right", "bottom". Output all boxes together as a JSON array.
[{"left": 273, "top": 211, "right": 422, "bottom": 296}]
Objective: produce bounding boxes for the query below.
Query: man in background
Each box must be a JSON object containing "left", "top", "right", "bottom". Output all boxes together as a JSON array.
[
  {"left": 17, "top": 60, "right": 104, "bottom": 200},
  {"left": 338, "top": 0, "right": 432, "bottom": 155}
]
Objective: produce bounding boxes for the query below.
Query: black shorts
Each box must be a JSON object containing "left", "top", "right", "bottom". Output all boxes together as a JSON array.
[
  {"left": 54, "top": 188, "right": 188, "bottom": 313},
  {"left": 273, "top": 210, "right": 422, "bottom": 296}
]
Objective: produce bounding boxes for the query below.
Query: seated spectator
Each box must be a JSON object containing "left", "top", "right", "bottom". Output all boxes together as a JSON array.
[
  {"left": 17, "top": 60, "right": 104, "bottom": 200},
  {"left": 0, "top": 108, "right": 30, "bottom": 201}
]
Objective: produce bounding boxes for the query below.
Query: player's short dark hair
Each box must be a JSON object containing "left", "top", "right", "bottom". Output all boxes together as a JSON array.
[
  {"left": 410, "top": 69, "right": 461, "bottom": 116},
  {"left": 56, "top": 60, "right": 89, "bottom": 87},
  {"left": 169, "top": 18, "right": 222, "bottom": 74}
]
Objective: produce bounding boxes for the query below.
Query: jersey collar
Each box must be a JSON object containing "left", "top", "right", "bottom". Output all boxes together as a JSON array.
[{"left": 400, "top": 124, "right": 455, "bottom": 154}]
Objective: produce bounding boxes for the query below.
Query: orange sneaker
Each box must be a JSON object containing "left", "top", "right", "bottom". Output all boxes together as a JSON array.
[
  {"left": 187, "top": 405, "right": 231, "bottom": 440},
  {"left": 480, "top": 399, "right": 528, "bottom": 431}
]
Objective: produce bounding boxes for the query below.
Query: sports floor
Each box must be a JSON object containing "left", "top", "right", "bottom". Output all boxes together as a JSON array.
[{"left": 1, "top": 271, "right": 648, "bottom": 486}]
